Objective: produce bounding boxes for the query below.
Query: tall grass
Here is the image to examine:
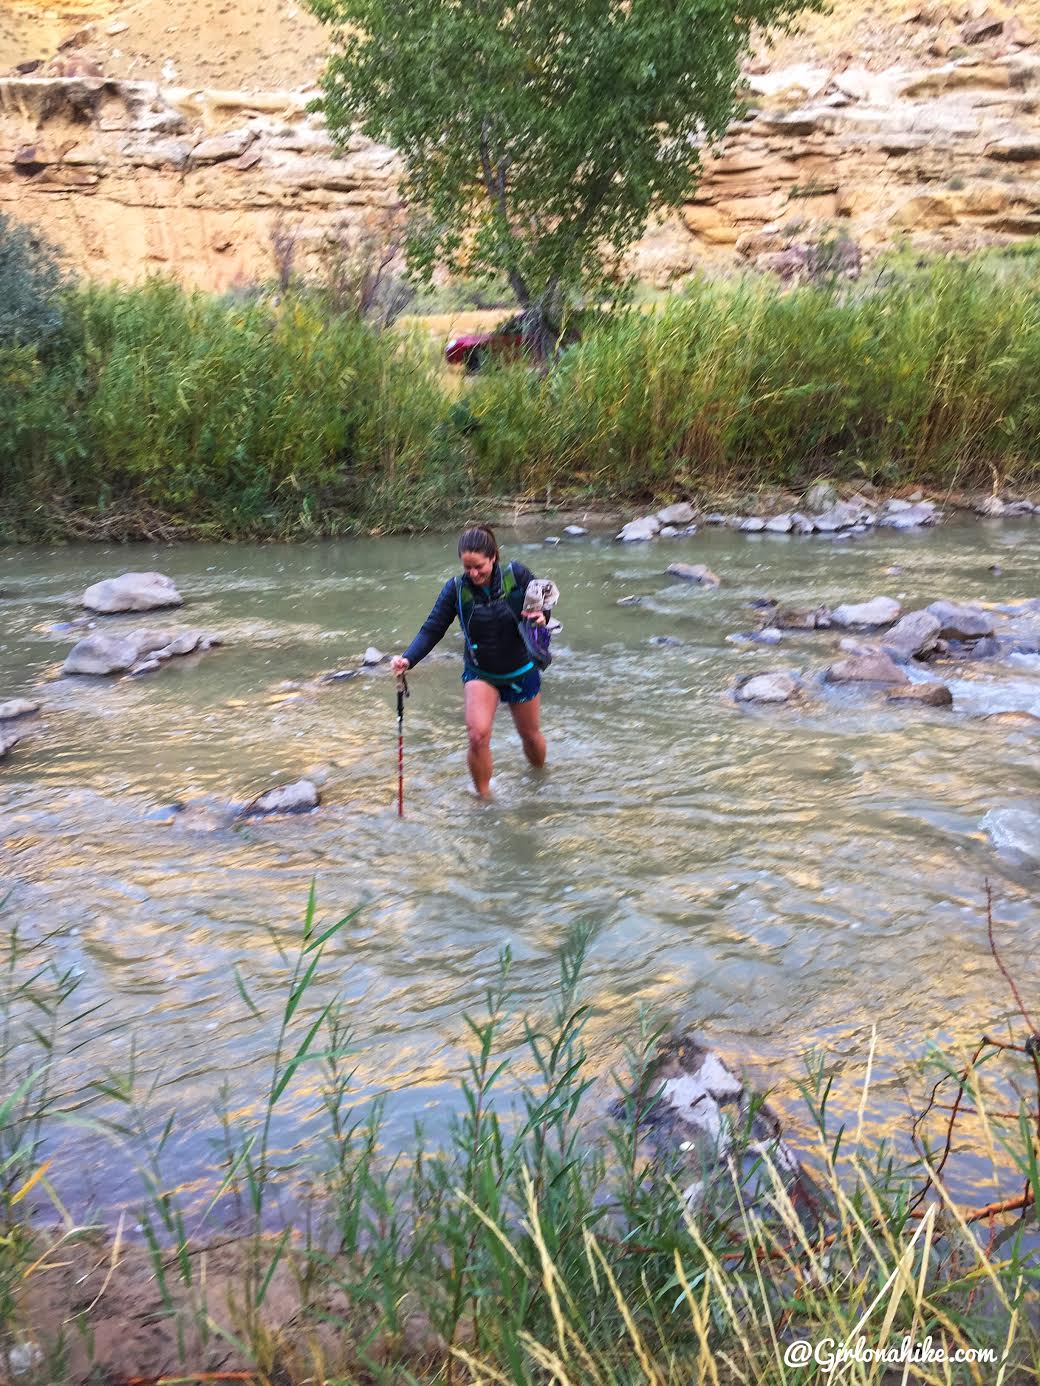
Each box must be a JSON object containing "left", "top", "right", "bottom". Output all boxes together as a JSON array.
[
  {"left": 0, "top": 895, "right": 1036, "bottom": 1383},
  {"left": 1, "top": 280, "right": 459, "bottom": 541},
  {"left": 2, "top": 255, "right": 1040, "bottom": 542},
  {"left": 468, "top": 260, "right": 1040, "bottom": 498}
]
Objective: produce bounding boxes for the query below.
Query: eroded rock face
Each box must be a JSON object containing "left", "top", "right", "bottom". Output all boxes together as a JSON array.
[
  {"left": 82, "top": 572, "right": 182, "bottom": 613},
  {"left": 9, "top": 42, "right": 1040, "bottom": 294}
]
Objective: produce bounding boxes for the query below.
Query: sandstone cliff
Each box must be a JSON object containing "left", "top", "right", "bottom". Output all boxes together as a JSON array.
[{"left": 3, "top": 0, "right": 1040, "bottom": 288}]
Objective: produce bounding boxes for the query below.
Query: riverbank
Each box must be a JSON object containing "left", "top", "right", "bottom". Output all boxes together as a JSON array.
[
  {"left": 3, "top": 253, "right": 1040, "bottom": 544},
  {"left": 2, "top": 906, "right": 1038, "bottom": 1386}
]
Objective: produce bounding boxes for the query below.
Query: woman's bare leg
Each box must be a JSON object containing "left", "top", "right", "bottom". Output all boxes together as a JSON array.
[
  {"left": 464, "top": 679, "right": 500, "bottom": 796},
  {"left": 509, "top": 694, "right": 546, "bottom": 769}
]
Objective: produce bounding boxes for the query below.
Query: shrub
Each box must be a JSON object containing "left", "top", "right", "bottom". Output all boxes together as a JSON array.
[{"left": 0, "top": 213, "right": 65, "bottom": 351}]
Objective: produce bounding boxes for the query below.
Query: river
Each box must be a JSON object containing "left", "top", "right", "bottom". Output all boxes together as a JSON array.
[{"left": 1, "top": 518, "right": 1038, "bottom": 1216}]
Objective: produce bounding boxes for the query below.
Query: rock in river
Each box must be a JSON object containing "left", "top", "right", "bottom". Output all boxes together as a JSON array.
[
  {"left": 616, "top": 515, "right": 660, "bottom": 542},
  {"left": 81, "top": 572, "right": 183, "bottom": 613},
  {"left": 881, "top": 609, "right": 942, "bottom": 661},
  {"left": 825, "top": 651, "right": 909, "bottom": 685},
  {"left": 733, "top": 671, "right": 801, "bottom": 704},
  {"left": 0, "top": 727, "right": 22, "bottom": 759},
  {"left": 926, "top": 601, "right": 995, "bottom": 641},
  {"left": 830, "top": 597, "right": 901, "bottom": 628},
  {"left": 885, "top": 682, "right": 953, "bottom": 707},
  {"left": 656, "top": 502, "right": 695, "bottom": 526},
  {"left": 239, "top": 779, "right": 320, "bottom": 818}
]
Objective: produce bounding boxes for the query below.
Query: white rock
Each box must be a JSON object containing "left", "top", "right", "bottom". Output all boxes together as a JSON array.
[
  {"left": 240, "top": 778, "right": 320, "bottom": 817},
  {"left": 563, "top": 525, "right": 587, "bottom": 537},
  {"left": 734, "top": 672, "right": 801, "bottom": 703},
  {"left": 830, "top": 597, "right": 902, "bottom": 628},
  {"left": 977, "top": 495, "right": 1006, "bottom": 517},
  {"left": 658, "top": 525, "right": 679, "bottom": 538},
  {"left": 790, "top": 512, "right": 816, "bottom": 534},
  {"left": 155, "top": 629, "right": 202, "bottom": 658},
  {"left": 81, "top": 572, "right": 182, "bottom": 613},
  {"left": 656, "top": 502, "right": 696, "bottom": 526},
  {"left": 882, "top": 610, "right": 942, "bottom": 660},
  {"left": 765, "top": 513, "right": 793, "bottom": 533},
  {"left": 740, "top": 517, "right": 766, "bottom": 532},
  {"left": 362, "top": 646, "right": 386, "bottom": 666},
  {"left": 0, "top": 699, "right": 39, "bottom": 721},
  {"left": 615, "top": 515, "right": 661, "bottom": 542}
]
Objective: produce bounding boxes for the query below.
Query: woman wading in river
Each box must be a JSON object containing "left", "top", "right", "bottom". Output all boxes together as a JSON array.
[{"left": 390, "top": 524, "right": 552, "bottom": 798}]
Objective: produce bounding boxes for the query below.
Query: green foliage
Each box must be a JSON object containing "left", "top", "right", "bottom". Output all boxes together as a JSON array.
[
  {"left": 0, "top": 213, "right": 65, "bottom": 351},
  {"left": 465, "top": 260, "right": 1040, "bottom": 495},
  {"left": 306, "top": 0, "right": 824, "bottom": 338}
]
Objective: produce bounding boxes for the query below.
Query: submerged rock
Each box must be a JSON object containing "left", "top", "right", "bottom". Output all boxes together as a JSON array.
[
  {"left": 649, "top": 635, "right": 682, "bottom": 648},
  {"left": 362, "top": 646, "right": 388, "bottom": 666},
  {"left": 733, "top": 671, "right": 801, "bottom": 704},
  {"left": 980, "top": 710, "right": 1040, "bottom": 728},
  {"left": 81, "top": 572, "right": 182, "bottom": 613},
  {"left": 0, "top": 727, "right": 22, "bottom": 759},
  {"left": 616, "top": 595, "right": 643, "bottom": 607},
  {"left": 239, "top": 779, "right": 320, "bottom": 818},
  {"left": 0, "top": 699, "right": 39, "bottom": 721},
  {"left": 885, "top": 682, "right": 953, "bottom": 707},
  {"left": 665, "top": 563, "right": 721, "bottom": 587},
  {"left": 63, "top": 628, "right": 219, "bottom": 676}
]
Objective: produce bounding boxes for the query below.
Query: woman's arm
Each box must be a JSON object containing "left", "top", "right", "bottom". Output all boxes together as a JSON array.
[{"left": 397, "top": 580, "right": 458, "bottom": 669}]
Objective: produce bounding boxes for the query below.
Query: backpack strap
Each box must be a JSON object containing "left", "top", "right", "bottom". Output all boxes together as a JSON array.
[{"left": 455, "top": 575, "right": 478, "bottom": 662}]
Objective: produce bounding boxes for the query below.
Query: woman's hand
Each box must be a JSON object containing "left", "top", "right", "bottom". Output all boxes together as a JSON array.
[
  {"left": 391, "top": 655, "right": 411, "bottom": 674},
  {"left": 523, "top": 611, "right": 547, "bottom": 626}
]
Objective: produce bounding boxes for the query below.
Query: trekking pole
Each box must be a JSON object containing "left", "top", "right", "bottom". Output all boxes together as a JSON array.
[{"left": 396, "top": 672, "right": 409, "bottom": 817}]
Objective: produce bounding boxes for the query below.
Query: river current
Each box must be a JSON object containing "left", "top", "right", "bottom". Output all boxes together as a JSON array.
[{"left": 1, "top": 519, "right": 1038, "bottom": 1214}]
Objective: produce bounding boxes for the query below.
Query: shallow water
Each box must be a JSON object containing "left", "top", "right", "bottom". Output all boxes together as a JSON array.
[{"left": 1, "top": 517, "right": 1038, "bottom": 1215}]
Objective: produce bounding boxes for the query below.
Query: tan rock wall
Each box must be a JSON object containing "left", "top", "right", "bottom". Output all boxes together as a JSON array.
[{"left": 3, "top": 47, "right": 1040, "bottom": 293}]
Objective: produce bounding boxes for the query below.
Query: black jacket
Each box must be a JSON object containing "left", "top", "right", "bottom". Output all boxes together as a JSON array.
[{"left": 402, "top": 561, "right": 538, "bottom": 676}]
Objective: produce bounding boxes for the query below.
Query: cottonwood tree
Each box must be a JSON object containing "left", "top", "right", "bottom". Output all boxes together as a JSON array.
[{"left": 307, "top": 0, "right": 820, "bottom": 356}]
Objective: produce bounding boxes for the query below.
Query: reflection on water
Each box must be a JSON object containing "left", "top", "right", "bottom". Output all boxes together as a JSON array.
[{"left": 1, "top": 520, "right": 1038, "bottom": 1212}]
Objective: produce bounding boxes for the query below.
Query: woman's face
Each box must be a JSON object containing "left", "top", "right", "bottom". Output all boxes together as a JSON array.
[{"left": 461, "top": 549, "right": 496, "bottom": 586}]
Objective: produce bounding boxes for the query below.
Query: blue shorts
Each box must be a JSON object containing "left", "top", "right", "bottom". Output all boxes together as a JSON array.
[{"left": 462, "top": 667, "right": 541, "bottom": 704}]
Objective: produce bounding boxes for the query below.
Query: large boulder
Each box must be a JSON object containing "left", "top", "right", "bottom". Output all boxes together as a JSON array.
[
  {"left": 926, "top": 601, "right": 996, "bottom": 641},
  {"left": 239, "top": 778, "right": 320, "bottom": 818},
  {"left": 665, "top": 563, "right": 721, "bottom": 588},
  {"left": 811, "top": 500, "right": 865, "bottom": 532},
  {"left": 825, "top": 651, "right": 909, "bottom": 684},
  {"left": 81, "top": 572, "right": 182, "bottom": 613},
  {"left": 733, "top": 672, "right": 801, "bottom": 704},
  {"left": 830, "top": 597, "right": 902, "bottom": 628},
  {"left": 615, "top": 515, "right": 661, "bottom": 542},
  {"left": 882, "top": 609, "right": 942, "bottom": 661}
]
